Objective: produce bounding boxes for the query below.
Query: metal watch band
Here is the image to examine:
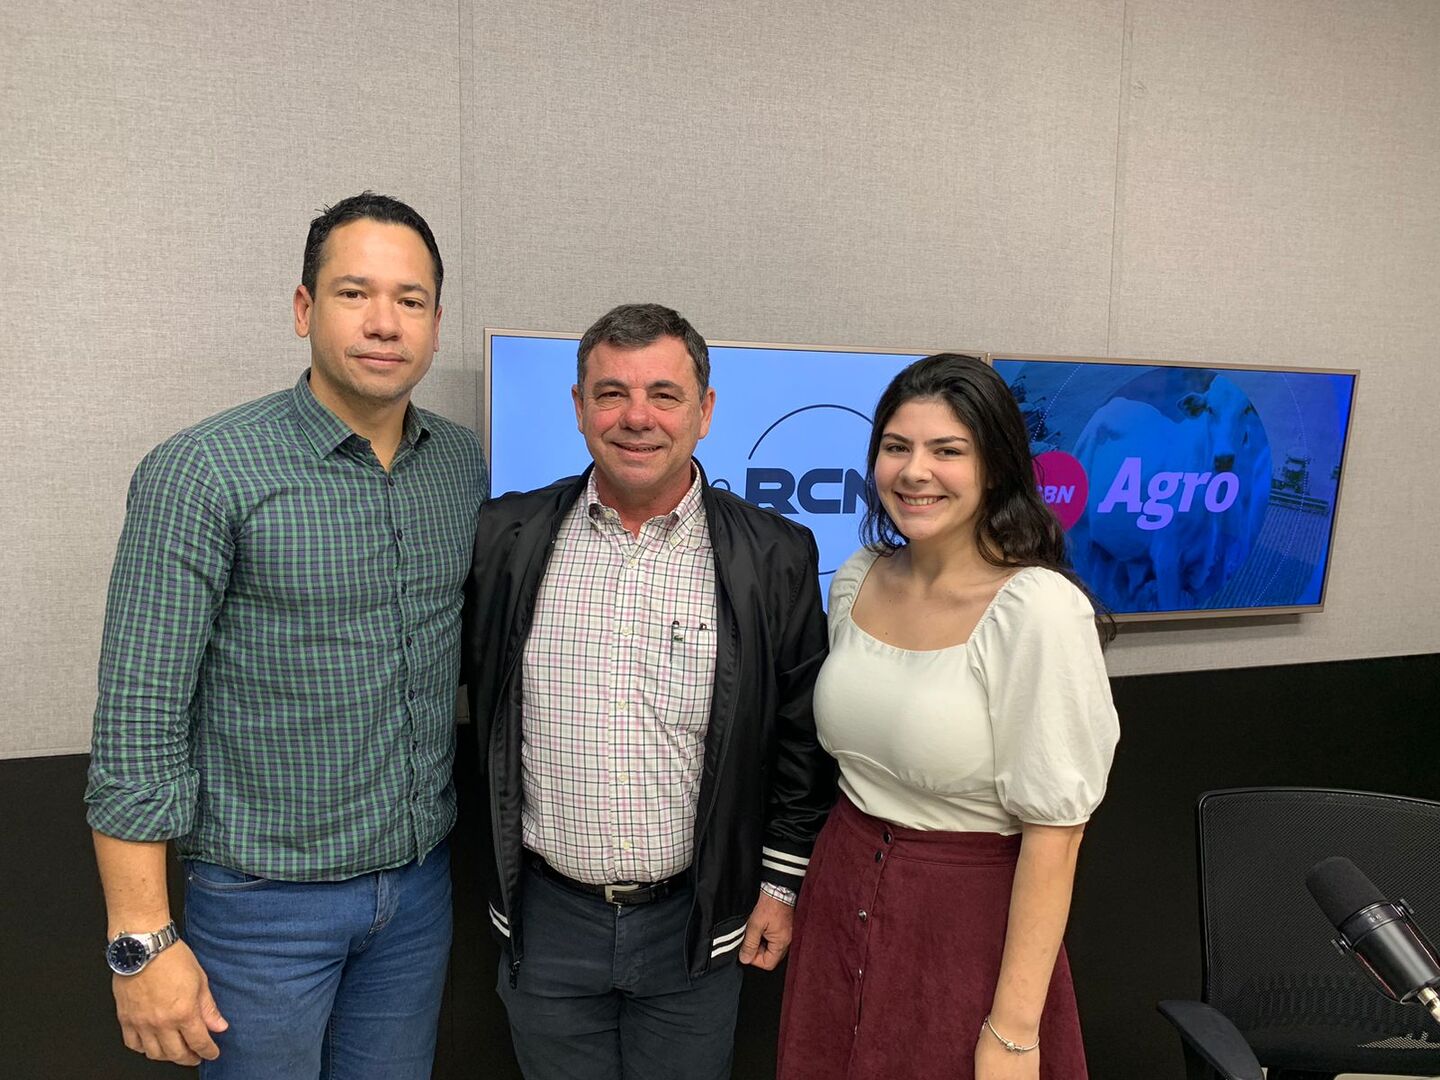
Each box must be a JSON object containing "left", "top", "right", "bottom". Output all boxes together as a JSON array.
[{"left": 106, "top": 920, "right": 179, "bottom": 975}]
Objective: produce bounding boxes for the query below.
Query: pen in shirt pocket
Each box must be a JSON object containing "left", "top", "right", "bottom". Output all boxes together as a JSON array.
[{"left": 670, "top": 619, "right": 709, "bottom": 657}]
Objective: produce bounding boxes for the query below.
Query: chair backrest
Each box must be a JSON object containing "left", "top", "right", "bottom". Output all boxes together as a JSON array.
[{"left": 1198, "top": 787, "right": 1440, "bottom": 1075}]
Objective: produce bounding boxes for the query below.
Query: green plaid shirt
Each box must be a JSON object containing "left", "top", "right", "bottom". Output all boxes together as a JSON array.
[{"left": 85, "top": 372, "right": 487, "bottom": 881}]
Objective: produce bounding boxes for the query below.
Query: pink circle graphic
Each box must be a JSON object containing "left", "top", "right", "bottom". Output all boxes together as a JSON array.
[{"left": 1033, "top": 451, "right": 1088, "bottom": 531}]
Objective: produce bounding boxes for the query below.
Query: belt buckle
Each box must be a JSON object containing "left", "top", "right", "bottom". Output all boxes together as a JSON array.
[{"left": 604, "top": 882, "right": 645, "bottom": 905}]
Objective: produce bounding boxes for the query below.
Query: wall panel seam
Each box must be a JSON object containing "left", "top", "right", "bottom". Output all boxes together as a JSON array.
[{"left": 1106, "top": 0, "right": 1134, "bottom": 358}]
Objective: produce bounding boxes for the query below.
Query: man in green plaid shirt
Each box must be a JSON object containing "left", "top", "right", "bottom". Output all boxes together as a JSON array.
[{"left": 85, "top": 193, "right": 486, "bottom": 1079}]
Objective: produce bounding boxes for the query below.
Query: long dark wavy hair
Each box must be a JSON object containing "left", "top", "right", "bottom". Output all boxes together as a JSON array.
[{"left": 859, "top": 353, "right": 1113, "bottom": 639}]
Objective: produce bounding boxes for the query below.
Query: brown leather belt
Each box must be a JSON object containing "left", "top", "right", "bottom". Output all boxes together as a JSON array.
[{"left": 526, "top": 853, "right": 685, "bottom": 906}]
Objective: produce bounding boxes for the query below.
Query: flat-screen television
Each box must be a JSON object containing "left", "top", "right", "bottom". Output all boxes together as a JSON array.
[
  {"left": 990, "top": 355, "right": 1358, "bottom": 620},
  {"left": 486, "top": 331, "right": 1359, "bottom": 621},
  {"left": 485, "top": 330, "right": 929, "bottom": 588}
]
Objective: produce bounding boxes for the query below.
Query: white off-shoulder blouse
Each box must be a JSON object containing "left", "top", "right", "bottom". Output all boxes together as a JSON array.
[{"left": 813, "top": 547, "right": 1120, "bottom": 834}]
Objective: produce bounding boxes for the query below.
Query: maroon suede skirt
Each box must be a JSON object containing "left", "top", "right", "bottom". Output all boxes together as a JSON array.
[{"left": 777, "top": 794, "right": 1088, "bottom": 1079}]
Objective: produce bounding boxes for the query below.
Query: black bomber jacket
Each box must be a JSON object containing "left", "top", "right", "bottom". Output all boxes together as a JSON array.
[{"left": 463, "top": 463, "right": 836, "bottom": 980}]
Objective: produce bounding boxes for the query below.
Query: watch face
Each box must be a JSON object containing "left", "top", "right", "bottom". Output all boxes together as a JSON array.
[{"left": 107, "top": 936, "right": 150, "bottom": 975}]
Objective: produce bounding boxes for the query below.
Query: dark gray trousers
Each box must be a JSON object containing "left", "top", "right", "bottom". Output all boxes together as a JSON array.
[{"left": 498, "top": 862, "right": 744, "bottom": 1080}]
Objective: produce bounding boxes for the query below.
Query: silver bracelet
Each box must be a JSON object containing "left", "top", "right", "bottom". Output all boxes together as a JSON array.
[{"left": 982, "top": 1015, "right": 1040, "bottom": 1054}]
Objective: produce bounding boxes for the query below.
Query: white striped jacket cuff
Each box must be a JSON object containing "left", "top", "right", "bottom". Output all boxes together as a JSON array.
[{"left": 760, "top": 846, "right": 810, "bottom": 878}]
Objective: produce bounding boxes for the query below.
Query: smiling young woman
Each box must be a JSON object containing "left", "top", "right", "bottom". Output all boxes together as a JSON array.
[{"left": 776, "top": 354, "right": 1119, "bottom": 1080}]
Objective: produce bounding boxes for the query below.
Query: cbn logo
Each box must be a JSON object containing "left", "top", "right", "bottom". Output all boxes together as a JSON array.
[
  {"left": 711, "top": 404, "right": 872, "bottom": 577},
  {"left": 1033, "top": 450, "right": 1088, "bottom": 531}
]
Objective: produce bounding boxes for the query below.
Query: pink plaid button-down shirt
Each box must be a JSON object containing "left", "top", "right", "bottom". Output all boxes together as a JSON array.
[{"left": 520, "top": 469, "right": 718, "bottom": 885}]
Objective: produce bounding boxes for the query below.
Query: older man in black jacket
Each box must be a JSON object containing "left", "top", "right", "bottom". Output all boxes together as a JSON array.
[{"left": 465, "top": 303, "right": 835, "bottom": 1080}]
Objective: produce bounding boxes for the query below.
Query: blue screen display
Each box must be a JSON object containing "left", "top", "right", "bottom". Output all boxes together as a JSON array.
[
  {"left": 488, "top": 335, "right": 1357, "bottom": 619},
  {"left": 991, "top": 357, "right": 1357, "bottom": 616},
  {"left": 488, "top": 333, "right": 922, "bottom": 587}
]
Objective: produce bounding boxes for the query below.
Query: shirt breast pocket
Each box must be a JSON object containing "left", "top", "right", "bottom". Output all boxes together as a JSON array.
[{"left": 661, "top": 622, "right": 717, "bottom": 730}]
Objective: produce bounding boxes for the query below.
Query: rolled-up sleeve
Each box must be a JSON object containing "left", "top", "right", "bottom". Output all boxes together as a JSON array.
[{"left": 85, "top": 434, "right": 232, "bottom": 841}]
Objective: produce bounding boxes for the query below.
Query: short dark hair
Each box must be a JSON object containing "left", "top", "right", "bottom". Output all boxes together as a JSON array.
[
  {"left": 301, "top": 192, "right": 444, "bottom": 305},
  {"left": 576, "top": 304, "right": 710, "bottom": 391},
  {"left": 860, "top": 353, "right": 1113, "bottom": 638}
]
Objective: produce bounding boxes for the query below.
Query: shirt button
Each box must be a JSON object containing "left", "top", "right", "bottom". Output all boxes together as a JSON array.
[
  {"left": 616, "top": 773, "right": 629, "bottom": 785},
  {"left": 874, "top": 851, "right": 884, "bottom": 863},
  {"left": 395, "top": 528, "right": 404, "bottom": 541},
  {"left": 400, "top": 583, "right": 408, "bottom": 595},
  {"left": 857, "top": 909, "right": 868, "bottom": 922},
  {"left": 883, "top": 831, "right": 893, "bottom": 844},
  {"left": 619, "top": 625, "right": 632, "bottom": 637},
  {"left": 621, "top": 839, "right": 633, "bottom": 851},
  {"left": 387, "top": 477, "right": 396, "bottom": 488},
  {"left": 406, "top": 635, "right": 414, "bottom": 647},
  {"left": 407, "top": 688, "right": 417, "bottom": 700}
]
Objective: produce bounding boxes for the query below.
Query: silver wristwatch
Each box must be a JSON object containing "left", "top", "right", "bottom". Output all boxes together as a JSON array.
[{"left": 105, "top": 921, "right": 179, "bottom": 976}]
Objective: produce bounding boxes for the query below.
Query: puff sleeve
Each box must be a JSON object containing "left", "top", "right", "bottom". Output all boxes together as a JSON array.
[
  {"left": 978, "top": 569, "right": 1119, "bottom": 826},
  {"left": 824, "top": 548, "right": 877, "bottom": 645}
]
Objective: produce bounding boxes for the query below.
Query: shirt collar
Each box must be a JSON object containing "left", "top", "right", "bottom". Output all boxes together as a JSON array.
[
  {"left": 584, "top": 463, "right": 705, "bottom": 540},
  {"left": 291, "top": 370, "right": 429, "bottom": 460}
]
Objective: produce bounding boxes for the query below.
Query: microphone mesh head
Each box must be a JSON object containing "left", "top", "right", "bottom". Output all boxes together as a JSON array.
[{"left": 1307, "top": 856, "right": 1387, "bottom": 928}]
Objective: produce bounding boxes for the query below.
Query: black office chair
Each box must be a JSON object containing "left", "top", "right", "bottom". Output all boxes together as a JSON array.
[{"left": 1158, "top": 787, "right": 1440, "bottom": 1080}]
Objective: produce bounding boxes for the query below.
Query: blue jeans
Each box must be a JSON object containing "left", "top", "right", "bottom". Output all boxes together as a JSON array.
[
  {"left": 183, "top": 839, "right": 452, "bottom": 1080},
  {"left": 498, "top": 861, "right": 743, "bottom": 1080}
]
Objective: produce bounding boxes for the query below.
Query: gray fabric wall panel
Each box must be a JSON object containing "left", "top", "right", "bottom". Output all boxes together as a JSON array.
[
  {"left": 1099, "top": 0, "right": 1440, "bottom": 674},
  {"left": 2, "top": 2, "right": 468, "bottom": 757},
  {"left": 464, "top": 0, "right": 1124, "bottom": 359}
]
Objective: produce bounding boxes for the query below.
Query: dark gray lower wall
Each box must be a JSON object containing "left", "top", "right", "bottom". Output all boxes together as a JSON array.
[{"left": 5, "top": 652, "right": 1437, "bottom": 1079}]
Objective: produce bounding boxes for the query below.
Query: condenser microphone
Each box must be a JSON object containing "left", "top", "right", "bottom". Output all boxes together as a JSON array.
[{"left": 1306, "top": 856, "right": 1440, "bottom": 1026}]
